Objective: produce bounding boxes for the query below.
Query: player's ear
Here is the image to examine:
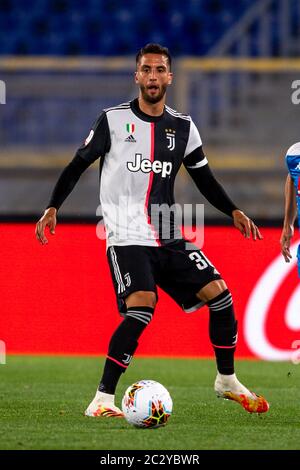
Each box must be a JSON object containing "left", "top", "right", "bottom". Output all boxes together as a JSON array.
[
  {"left": 168, "top": 72, "right": 173, "bottom": 86},
  {"left": 134, "top": 71, "right": 139, "bottom": 84}
]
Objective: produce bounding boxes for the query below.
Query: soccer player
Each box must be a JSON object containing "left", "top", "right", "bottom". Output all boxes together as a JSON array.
[
  {"left": 35, "top": 44, "right": 269, "bottom": 416},
  {"left": 280, "top": 174, "right": 297, "bottom": 263}
]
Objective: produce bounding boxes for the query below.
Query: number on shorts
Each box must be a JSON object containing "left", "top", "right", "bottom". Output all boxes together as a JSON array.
[{"left": 189, "top": 251, "right": 211, "bottom": 270}]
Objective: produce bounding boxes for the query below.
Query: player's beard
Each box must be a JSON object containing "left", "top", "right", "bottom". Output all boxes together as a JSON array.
[{"left": 140, "top": 83, "right": 168, "bottom": 104}]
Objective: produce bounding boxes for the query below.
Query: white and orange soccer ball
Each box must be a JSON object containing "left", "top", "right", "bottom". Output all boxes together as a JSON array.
[{"left": 122, "top": 380, "right": 173, "bottom": 428}]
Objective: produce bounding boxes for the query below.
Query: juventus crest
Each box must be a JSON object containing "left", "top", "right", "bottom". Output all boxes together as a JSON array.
[{"left": 165, "top": 129, "right": 176, "bottom": 151}]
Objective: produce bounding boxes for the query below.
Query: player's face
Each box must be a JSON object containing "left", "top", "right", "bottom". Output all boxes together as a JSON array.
[{"left": 135, "top": 54, "right": 173, "bottom": 104}]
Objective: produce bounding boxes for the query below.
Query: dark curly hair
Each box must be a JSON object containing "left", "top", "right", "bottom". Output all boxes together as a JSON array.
[{"left": 136, "top": 43, "right": 172, "bottom": 71}]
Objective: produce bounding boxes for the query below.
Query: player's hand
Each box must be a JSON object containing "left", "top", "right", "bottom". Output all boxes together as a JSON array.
[
  {"left": 35, "top": 207, "right": 57, "bottom": 245},
  {"left": 280, "top": 225, "right": 294, "bottom": 262},
  {"left": 232, "top": 209, "right": 263, "bottom": 241}
]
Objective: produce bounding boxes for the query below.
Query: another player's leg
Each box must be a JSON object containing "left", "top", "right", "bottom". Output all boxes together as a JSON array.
[
  {"left": 197, "top": 280, "right": 269, "bottom": 413},
  {"left": 85, "top": 291, "right": 156, "bottom": 418}
]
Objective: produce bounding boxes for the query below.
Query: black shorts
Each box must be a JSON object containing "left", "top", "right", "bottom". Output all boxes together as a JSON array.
[{"left": 107, "top": 239, "right": 222, "bottom": 314}]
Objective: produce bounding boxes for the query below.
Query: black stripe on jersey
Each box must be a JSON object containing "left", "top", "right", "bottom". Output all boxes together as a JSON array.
[
  {"left": 166, "top": 110, "right": 190, "bottom": 121},
  {"left": 165, "top": 106, "right": 189, "bottom": 117},
  {"left": 145, "top": 119, "right": 190, "bottom": 243},
  {"left": 165, "top": 105, "right": 190, "bottom": 121},
  {"left": 183, "top": 146, "right": 207, "bottom": 168}
]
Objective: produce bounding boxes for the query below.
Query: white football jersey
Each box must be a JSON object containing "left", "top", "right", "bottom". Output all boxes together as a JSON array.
[{"left": 77, "top": 99, "right": 207, "bottom": 249}]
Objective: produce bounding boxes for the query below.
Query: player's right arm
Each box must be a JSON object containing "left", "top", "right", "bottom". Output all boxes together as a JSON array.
[
  {"left": 280, "top": 174, "right": 297, "bottom": 262},
  {"left": 35, "top": 155, "right": 91, "bottom": 244},
  {"left": 35, "top": 112, "right": 111, "bottom": 244}
]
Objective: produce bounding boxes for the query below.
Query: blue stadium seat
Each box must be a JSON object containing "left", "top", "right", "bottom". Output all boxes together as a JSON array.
[{"left": 0, "top": 0, "right": 281, "bottom": 56}]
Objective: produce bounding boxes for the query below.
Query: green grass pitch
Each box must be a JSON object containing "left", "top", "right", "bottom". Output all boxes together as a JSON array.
[{"left": 0, "top": 356, "right": 299, "bottom": 450}]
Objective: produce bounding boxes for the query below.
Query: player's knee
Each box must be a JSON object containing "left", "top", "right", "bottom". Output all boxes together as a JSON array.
[
  {"left": 125, "top": 290, "right": 157, "bottom": 309},
  {"left": 196, "top": 279, "right": 228, "bottom": 303}
]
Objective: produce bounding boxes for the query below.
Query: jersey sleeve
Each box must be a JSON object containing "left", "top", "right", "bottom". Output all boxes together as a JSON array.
[
  {"left": 46, "top": 111, "right": 111, "bottom": 211},
  {"left": 183, "top": 119, "right": 203, "bottom": 159},
  {"left": 76, "top": 111, "right": 111, "bottom": 163},
  {"left": 183, "top": 145, "right": 208, "bottom": 170},
  {"left": 46, "top": 155, "right": 91, "bottom": 211},
  {"left": 183, "top": 124, "right": 237, "bottom": 217}
]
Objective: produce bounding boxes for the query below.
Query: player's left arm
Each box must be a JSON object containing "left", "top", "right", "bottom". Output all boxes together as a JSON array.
[
  {"left": 183, "top": 147, "right": 262, "bottom": 240},
  {"left": 231, "top": 208, "right": 263, "bottom": 241},
  {"left": 183, "top": 119, "right": 262, "bottom": 240}
]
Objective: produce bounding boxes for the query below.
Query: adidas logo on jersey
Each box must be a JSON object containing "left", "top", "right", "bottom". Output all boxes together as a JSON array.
[
  {"left": 127, "top": 153, "right": 172, "bottom": 178},
  {"left": 125, "top": 134, "right": 136, "bottom": 143},
  {"left": 295, "top": 162, "right": 300, "bottom": 170}
]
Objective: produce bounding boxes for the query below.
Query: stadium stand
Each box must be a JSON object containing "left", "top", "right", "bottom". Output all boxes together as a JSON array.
[
  {"left": 0, "top": 0, "right": 300, "bottom": 220},
  {"left": 0, "top": 0, "right": 254, "bottom": 56}
]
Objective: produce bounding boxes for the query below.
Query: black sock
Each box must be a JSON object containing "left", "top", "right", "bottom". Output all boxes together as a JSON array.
[
  {"left": 207, "top": 290, "right": 237, "bottom": 375},
  {"left": 98, "top": 306, "right": 154, "bottom": 394}
]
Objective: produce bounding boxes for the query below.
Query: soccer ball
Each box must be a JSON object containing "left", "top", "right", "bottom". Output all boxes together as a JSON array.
[{"left": 122, "top": 380, "right": 173, "bottom": 428}]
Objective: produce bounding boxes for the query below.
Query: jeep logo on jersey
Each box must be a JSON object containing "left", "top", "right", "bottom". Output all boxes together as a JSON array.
[
  {"left": 165, "top": 129, "right": 176, "bottom": 151},
  {"left": 127, "top": 153, "right": 172, "bottom": 178}
]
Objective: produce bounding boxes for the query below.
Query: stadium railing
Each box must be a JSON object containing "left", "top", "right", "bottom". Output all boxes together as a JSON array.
[{"left": 1, "top": 57, "right": 300, "bottom": 220}]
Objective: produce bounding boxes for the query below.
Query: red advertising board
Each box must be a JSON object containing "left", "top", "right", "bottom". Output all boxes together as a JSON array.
[{"left": 0, "top": 223, "right": 299, "bottom": 360}]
